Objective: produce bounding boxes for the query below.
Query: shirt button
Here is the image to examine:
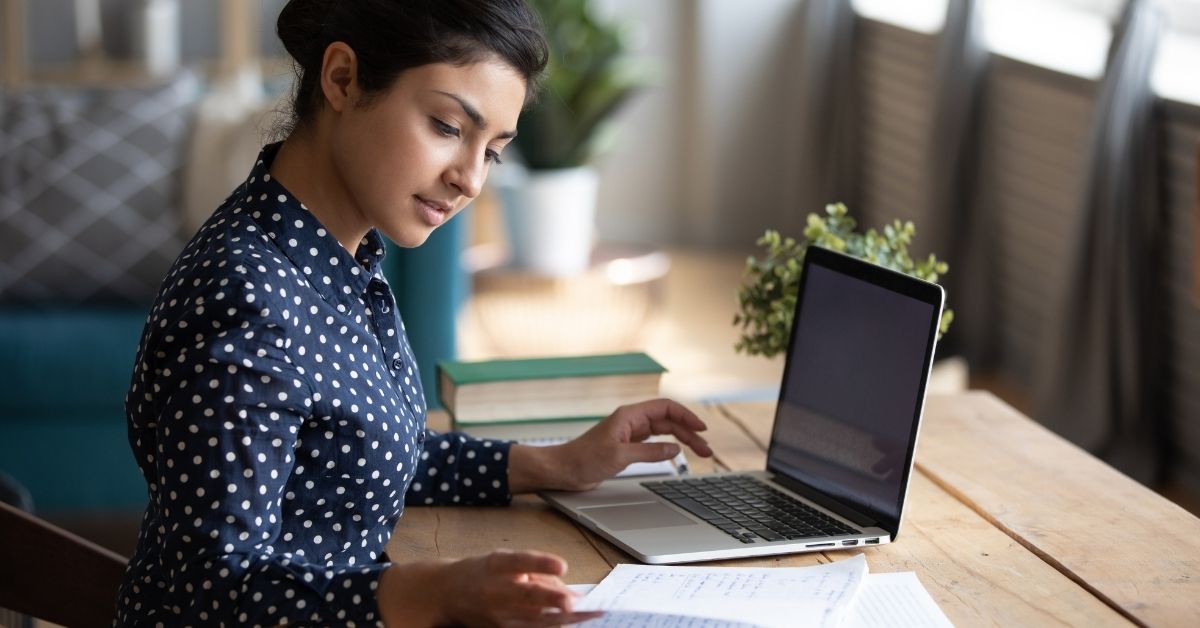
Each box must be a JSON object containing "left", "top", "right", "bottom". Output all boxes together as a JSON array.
[{"left": 392, "top": 358, "right": 403, "bottom": 370}]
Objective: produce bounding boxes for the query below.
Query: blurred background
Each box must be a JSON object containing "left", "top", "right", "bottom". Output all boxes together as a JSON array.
[{"left": 0, "top": 0, "right": 1198, "bottom": 562}]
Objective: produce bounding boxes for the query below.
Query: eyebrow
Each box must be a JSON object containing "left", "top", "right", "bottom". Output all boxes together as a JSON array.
[{"left": 433, "top": 90, "right": 518, "bottom": 140}]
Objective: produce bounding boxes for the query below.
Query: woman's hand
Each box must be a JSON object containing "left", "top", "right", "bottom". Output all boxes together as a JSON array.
[
  {"left": 378, "top": 549, "right": 602, "bottom": 627},
  {"left": 510, "top": 399, "right": 714, "bottom": 493}
]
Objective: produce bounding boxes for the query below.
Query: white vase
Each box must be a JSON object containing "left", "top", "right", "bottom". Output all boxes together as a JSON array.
[
  {"left": 499, "top": 166, "right": 599, "bottom": 276},
  {"left": 136, "top": 0, "right": 180, "bottom": 77}
]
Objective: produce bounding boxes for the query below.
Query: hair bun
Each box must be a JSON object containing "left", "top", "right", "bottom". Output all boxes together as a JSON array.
[
  {"left": 273, "top": 0, "right": 547, "bottom": 139},
  {"left": 276, "top": 0, "right": 335, "bottom": 65}
]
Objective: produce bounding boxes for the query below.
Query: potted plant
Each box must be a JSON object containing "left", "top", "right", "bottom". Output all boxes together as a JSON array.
[
  {"left": 733, "top": 203, "right": 955, "bottom": 357},
  {"left": 496, "top": 0, "right": 648, "bottom": 275}
]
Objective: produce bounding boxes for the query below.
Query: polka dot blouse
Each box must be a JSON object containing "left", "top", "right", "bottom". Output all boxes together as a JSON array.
[{"left": 113, "top": 142, "right": 513, "bottom": 626}]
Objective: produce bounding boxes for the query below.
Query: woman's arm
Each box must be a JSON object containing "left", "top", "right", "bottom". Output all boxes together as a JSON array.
[
  {"left": 408, "top": 399, "right": 711, "bottom": 501},
  {"left": 129, "top": 282, "right": 384, "bottom": 626},
  {"left": 507, "top": 398, "right": 714, "bottom": 493},
  {"left": 405, "top": 431, "right": 516, "bottom": 506},
  {"left": 376, "top": 550, "right": 602, "bottom": 627}
]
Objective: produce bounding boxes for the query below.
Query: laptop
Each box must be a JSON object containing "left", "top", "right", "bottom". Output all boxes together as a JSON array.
[{"left": 539, "top": 245, "right": 945, "bottom": 564}]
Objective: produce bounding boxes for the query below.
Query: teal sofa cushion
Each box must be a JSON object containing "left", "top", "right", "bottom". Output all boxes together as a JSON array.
[
  {"left": 0, "top": 412, "right": 146, "bottom": 511},
  {"left": 0, "top": 307, "right": 145, "bottom": 416},
  {"left": 0, "top": 307, "right": 148, "bottom": 511},
  {"left": 0, "top": 217, "right": 465, "bottom": 512}
]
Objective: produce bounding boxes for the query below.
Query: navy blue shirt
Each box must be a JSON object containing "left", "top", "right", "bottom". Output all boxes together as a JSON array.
[{"left": 113, "top": 143, "right": 513, "bottom": 626}]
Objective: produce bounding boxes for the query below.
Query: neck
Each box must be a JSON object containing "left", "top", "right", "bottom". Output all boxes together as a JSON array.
[{"left": 270, "top": 125, "right": 370, "bottom": 254}]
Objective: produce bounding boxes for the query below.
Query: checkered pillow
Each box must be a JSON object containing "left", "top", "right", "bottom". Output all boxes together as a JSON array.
[{"left": 0, "top": 72, "right": 200, "bottom": 304}]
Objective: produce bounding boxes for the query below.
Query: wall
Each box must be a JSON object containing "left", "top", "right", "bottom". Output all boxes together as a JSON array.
[
  {"left": 9, "top": 0, "right": 815, "bottom": 251},
  {"left": 589, "top": 0, "right": 808, "bottom": 249}
]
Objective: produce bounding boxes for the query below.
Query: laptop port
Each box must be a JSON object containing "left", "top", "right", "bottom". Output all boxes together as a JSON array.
[
  {"left": 865, "top": 538, "right": 880, "bottom": 545},
  {"left": 806, "top": 542, "right": 835, "bottom": 548},
  {"left": 841, "top": 540, "right": 858, "bottom": 546}
]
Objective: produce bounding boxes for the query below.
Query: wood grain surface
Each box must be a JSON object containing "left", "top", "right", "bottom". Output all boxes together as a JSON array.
[{"left": 385, "top": 394, "right": 1200, "bottom": 625}]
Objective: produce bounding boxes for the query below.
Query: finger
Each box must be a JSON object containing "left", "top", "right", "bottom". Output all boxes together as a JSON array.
[
  {"left": 486, "top": 587, "right": 574, "bottom": 625},
  {"left": 521, "top": 610, "right": 607, "bottom": 627},
  {"left": 512, "top": 580, "right": 576, "bottom": 613},
  {"left": 504, "top": 610, "right": 606, "bottom": 628},
  {"left": 619, "top": 441, "right": 680, "bottom": 465},
  {"left": 619, "top": 399, "right": 709, "bottom": 446},
  {"left": 620, "top": 399, "right": 707, "bottom": 433},
  {"left": 526, "top": 572, "right": 570, "bottom": 590},
  {"left": 488, "top": 550, "right": 568, "bottom": 577},
  {"left": 647, "top": 418, "right": 714, "bottom": 458},
  {"left": 651, "top": 398, "right": 709, "bottom": 432}
]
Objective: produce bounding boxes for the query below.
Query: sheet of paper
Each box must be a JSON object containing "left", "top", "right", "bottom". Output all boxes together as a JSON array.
[
  {"left": 575, "top": 554, "right": 868, "bottom": 628},
  {"left": 842, "top": 572, "right": 954, "bottom": 628},
  {"left": 574, "top": 610, "right": 762, "bottom": 627}
]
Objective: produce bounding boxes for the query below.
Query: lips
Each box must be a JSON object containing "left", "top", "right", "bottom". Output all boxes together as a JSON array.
[
  {"left": 415, "top": 196, "right": 452, "bottom": 214},
  {"left": 415, "top": 195, "right": 452, "bottom": 227}
]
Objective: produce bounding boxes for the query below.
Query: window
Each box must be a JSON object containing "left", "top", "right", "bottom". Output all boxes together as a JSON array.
[
  {"left": 851, "top": 0, "right": 949, "bottom": 34},
  {"left": 981, "top": 0, "right": 1120, "bottom": 79},
  {"left": 1154, "top": 0, "right": 1200, "bottom": 104}
]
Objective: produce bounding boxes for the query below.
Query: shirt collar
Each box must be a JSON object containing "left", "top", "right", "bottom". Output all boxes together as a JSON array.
[{"left": 238, "top": 142, "right": 388, "bottom": 307}]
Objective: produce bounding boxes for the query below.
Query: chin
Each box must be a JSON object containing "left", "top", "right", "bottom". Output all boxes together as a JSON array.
[{"left": 382, "top": 225, "right": 434, "bottom": 249}]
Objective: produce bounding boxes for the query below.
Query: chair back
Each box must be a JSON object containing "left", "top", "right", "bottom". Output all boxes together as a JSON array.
[{"left": 0, "top": 501, "right": 128, "bottom": 627}]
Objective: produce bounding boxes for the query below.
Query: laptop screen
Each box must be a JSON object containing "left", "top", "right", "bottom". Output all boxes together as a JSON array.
[{"left": 766, "top": 246, "right": 943, "bottom": 534}]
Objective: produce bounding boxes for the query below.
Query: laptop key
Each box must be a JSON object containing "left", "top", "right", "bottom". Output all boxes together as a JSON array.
[
  {"left": 671, "top": 497, "right": 723, "bottom": 522},
  {"left": 647, "top": 476, "right": 865, "bottom": 545}
]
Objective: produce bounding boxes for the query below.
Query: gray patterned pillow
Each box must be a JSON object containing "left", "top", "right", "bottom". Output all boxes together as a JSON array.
[{"left": 0, "top": 72, "right": 200, "bottom": 304}]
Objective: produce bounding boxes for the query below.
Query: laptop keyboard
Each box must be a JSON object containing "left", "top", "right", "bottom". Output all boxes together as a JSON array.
[{"left": 641, "top": 476, "right": 857, "bottom": 544}]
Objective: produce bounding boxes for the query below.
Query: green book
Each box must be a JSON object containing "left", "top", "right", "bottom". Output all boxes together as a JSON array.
[{"left": 437, "top": 352, "right": 666, "bottom": 426}]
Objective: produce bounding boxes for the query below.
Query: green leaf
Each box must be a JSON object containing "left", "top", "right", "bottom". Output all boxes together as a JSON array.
[
  {"left": 734, "top": 205, "right": 953, "bottom": 357},
  {"left": 517, "top": 0, "right": 653, "bottom": 168}
]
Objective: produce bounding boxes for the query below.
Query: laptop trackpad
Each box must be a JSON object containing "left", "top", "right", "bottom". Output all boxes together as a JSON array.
[{"left": 580, "top": 502, "right": 698, "bottom": 531}]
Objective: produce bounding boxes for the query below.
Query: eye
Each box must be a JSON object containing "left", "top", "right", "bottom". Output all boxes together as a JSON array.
[
  {"left": 432, "top": 118, "right": 460, "bottom": 138},
  {"left": 485, "top": 149, "right": 504, "bottom": 165}
]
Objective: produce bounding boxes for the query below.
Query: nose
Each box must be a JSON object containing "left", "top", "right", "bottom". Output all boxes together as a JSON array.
[{"left": 444, "top": 151, "right": 486, "bottom": 200}]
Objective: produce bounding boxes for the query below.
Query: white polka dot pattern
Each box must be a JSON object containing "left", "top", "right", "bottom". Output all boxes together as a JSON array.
[{"left": 112, "top": 143, "right": 512, "bottom": 626}]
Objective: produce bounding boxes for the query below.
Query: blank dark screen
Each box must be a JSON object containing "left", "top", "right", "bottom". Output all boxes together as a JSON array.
[{"left": 769, "top": 262, "right": 936, "bottom": 520}]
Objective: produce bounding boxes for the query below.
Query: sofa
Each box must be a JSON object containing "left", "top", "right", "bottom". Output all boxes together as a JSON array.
[{"left": 0, "top": 73, "right": 464, "bottom": 513}]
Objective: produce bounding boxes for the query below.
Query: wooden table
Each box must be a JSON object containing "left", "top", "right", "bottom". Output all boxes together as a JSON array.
[{"left": 388, "top": 392, "right": 1200, "bottom": 626}]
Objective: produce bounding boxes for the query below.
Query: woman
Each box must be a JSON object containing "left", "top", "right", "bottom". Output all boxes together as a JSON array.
[{"left": 112, "top": 0, "right": 711, "bottom": 626}]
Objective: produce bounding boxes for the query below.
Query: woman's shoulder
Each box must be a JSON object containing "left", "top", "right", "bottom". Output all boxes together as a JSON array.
[{"left": 149, "top": 204, "right": 304, "bottom": 332}]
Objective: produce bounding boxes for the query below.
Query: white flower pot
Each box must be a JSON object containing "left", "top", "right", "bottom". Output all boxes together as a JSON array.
[
  {"left": 136, "top": 0, "right": 181, "bottom": 77},
  {"left": 499, "top": 166, "right": 599, "bottom": 276}
]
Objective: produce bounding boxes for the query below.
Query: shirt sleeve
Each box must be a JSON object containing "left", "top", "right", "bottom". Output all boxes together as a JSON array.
[
  {"left": 405, "top": 430, "right": 513, "bottom": 506},
  {"left": 137, "top": 283, "right": 386, "bottom": 626}
]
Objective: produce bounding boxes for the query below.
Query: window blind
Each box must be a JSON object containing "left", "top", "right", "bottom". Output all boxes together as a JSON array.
[{"left": 854, "top": 19, "right": 937, "bottom": 251}]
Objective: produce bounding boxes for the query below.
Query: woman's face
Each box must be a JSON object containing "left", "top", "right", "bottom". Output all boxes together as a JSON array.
[{"left": 329, "top": 56, "right": 527, "bottom": 248}]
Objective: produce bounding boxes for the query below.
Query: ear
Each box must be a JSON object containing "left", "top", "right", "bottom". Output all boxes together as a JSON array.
[{"left": 319, "top": 41, "right": 359, "bottom": 114}]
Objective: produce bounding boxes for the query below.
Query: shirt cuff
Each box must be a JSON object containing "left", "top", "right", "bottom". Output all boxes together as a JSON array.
[
  {"left": 459, "top": 437, "right": 514, "bottom": 505},
  {"left": 321, "top": 562, "right": 390, "bottom": 627}
]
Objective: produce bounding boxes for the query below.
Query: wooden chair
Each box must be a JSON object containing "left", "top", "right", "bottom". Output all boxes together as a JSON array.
[{"left": 0, "top": 500, "right": 129, "bottom": 627}]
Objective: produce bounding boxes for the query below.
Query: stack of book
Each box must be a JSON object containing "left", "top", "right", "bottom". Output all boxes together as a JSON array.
[{"left": 435, "top": 352, "right": 667, "bottom": 442}]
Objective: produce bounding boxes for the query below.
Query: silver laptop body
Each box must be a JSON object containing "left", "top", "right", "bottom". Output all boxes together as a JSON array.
[{"left": 540, "top": 246, "right": 946, "bottom": 564}]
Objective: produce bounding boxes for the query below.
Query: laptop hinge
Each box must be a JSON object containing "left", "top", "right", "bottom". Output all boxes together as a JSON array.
[{"left": 768, "top": 472, "right": 879, "bottom": 528}]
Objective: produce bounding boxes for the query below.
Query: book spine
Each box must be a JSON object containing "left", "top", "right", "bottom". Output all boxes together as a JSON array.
[{"left": 437, "top": 369, "right": 457, "bottom": 416}]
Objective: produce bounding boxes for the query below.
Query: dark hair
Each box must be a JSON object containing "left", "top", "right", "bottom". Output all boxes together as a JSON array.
[{"left": 276, "top": 0, "right": 548, "bottom": 135}]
